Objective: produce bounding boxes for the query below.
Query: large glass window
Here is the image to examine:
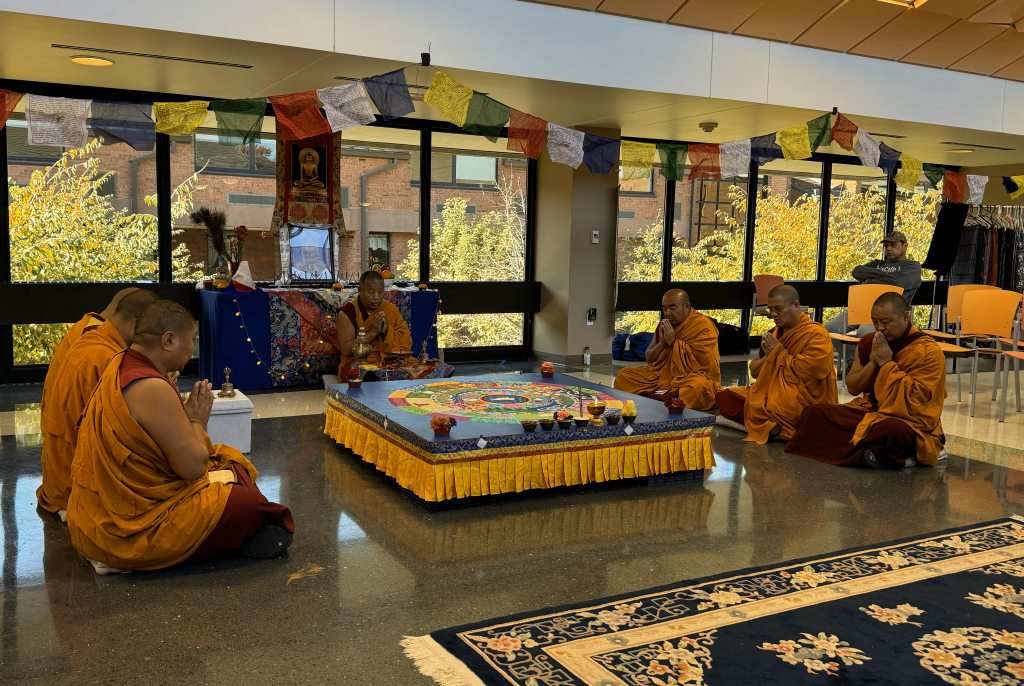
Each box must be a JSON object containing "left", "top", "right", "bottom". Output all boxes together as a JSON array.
[
  {"left": 672, "top": 175, "right": 747, "bottom": 283},
  {"left": 825, "top": 165, "right": 887, "bottom": 281},
  {"left": 616, "top": 169, "right": 666, "bottom": 282},
  {"left": 752, "top": 159, "right": 822, "bottom": 281}
]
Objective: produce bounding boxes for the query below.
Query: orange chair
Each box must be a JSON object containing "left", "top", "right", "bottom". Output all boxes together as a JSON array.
[
  {"left": 960, "top": 289, "right": 1023, "bottom": 420},
  {"left": 923, "top": 284, "right": 998, "bottom": 403},
  {"left": 749, "top": 274, "right": 785, "bottom": 337},
  {"left": 829, "top": 283, "right": 903, "bottom": 382}
]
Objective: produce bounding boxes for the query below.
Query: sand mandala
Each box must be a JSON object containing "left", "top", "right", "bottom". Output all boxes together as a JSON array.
[{"left": 388, "top": 380, "right": 623, "bottom": 423}]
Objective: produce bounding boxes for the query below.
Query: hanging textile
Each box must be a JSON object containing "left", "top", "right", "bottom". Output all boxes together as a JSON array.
[
  {"left": 966, "top": 175, "right": 988, "bottom": 204},
  {"left": 831, "top": 113, "right": 857, "bottom": 151},
  {"left": 462, "top": 93, "right": 509, "bottom": 143},
  {"left": 546, "top": 123, "right": 584, "bottom": 168},
  {"left": 0, "top": 89, "right": 24, "bottom": 131},
  {"left": 719, "top": 139, "right": 751, "bottom": 179},
  {"left": 854, "top": 130, "right": 880, "bottom": 169},
  {"left": 656, "top": 143, "right": 688, "bottom": 181},
  {"left": 807, "top": 113, "right": 831, "bottom": 153},
  {"left": 922, "top": 202, "right": 968, "bottom": 276},
  {"left": 893, "top": 153, "right": 922, "bottom": 191},
  {"left": 362, "top": 68, "right": 415, "bottom": 121},
  {"left": 687, "top": 143, "right": 720, "bottom": 180},
  {"left": 423, "top": 71, "right": 473, "bottom": 127},
  {"left": 750, "top": 134, "right": 783, "bottom": 166},
  {"left": 269, "top": 91, "right": 331, "bottom": 140},
  {"left": 877, "top": 143, "right": 901, "bottom": 176},
  {"left": 210, "top": 98, "right": 266, "bottom": 146},
  {"left": 317, "top": 83, "right": 376, "bottom": 132},
  {"left": 506, "top": 109, "right": 546, "bottom": 159},
  {"left": 1004, "top": 175, "right": 1024, "bottom": 200},
  {"left": 620, "top": 140, "right": 656, "bottom": 181},
  {"left": 270, "top": 130, "right": 346, "bottom": 236},
  {"left": 923, "top": 163, "right": 945, "bottom": 188},
  {"left": 943, "top": 172, "right": 967, "bottom": 203},
  {"left": 153, "top": 100, "right": 208, "bottom": 136},
  {"left": 89, "top": 101, "right": 155, "bottom": 151},
  {"left": 778, "top": 123, "right": 811, "bottom": 160},
  {"left": 26, "top": 94, "right": 90, "bottom": 147},
  {"left": 581, "top": 133, "right": 619, "bottom": 174}
]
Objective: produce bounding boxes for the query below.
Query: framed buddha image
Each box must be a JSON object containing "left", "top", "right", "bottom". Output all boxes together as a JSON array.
[{"left": 290, "top": 146, "right": 328, "bottom": 199}]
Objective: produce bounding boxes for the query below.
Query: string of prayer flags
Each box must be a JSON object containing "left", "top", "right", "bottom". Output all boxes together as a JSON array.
[
  {"left": 462, "top": 93, "right": 509, "bottom": 143},
  {"left": 507, "top": 109, "right": 546, "bottom": 159},
  {"left": 1003, "top": 175, "right": 1024, "bottom": 201},
  {"left": 877, "top": 143, "right": 901, "bottom": 176},
  {"left": 923, "top": 163, "right": 945, "bottom": 188},
  {"left": 750, "top": 134, "right": 783, "bottom": 166},
  {"left": 831, "top": 113, "right": 857, "bottom": 151},
  {"left": 778, "top": 122, "right": 812, "bottom": 160},
  {"left": 424, "top": 71, "right": 473, "bottom": 127},
  {"left": 26, "top": 94, "right": 90, "bottom": 148},
  {"left": 581, "top": 133, "right": 619, "bottom": 174},
  {"left": 807, "top": 113, "right": 831, "bottom": 153},
  {"left": 688, "top": 143, "right": 721, "bottom": 180},
  {"left": 719, "top": 139, "right": 751, "bottom": 179},
  {"left": 210, "top": 98, "right": 266, "bottom": 146},
  {"left": 943, "top": 172, "right": 967, "bottom": 203},
  {"left": 967, "top": 175, "right": 988, "bottom": 204},
  {"left": 269, "top": 91, "right": 331, "bottom": 140},
  {"left": 546, "top": 123, "right": 584, "bottom": 168},
  {"left": 620, "top": 140, "right": 656, "bottom": 181},
  {"left": 317, "top": 83, "right": 375, "bottom": 132},
  {"left": 153, "top": 100, "right": 208, "bottom": 135},
  {"left": 854, "top": 130, "right": 880, "bottom": 169},
  {"left": 362, "top": 69, "right": 415, "bottom": 121},
  {"left": 893, "top": 153, "right": 923, "bottom": 191},
  {"left": 656, "top": 143, "right": 688, "bottom": 181},
  {"left": 0, "top": 89, "right": 24, "bottom": 131},
  {"left": 89, "top": 101, "right": 155, "bottom": 151}
]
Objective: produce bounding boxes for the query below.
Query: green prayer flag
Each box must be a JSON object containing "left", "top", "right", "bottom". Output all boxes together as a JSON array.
[
  {"left": 657, "top": 143, "right": 688, "bottom": 181},
  {"left": 211, "top": 98, "right": 266, "bottom": 146},
  {"left": 462, "top": 93, "right": 509, "bottom": 143},
  {"left": 923, "top": 163, "right": 945, "bottom": 188},
  {"left": 807, "top": 113, "right": 831, "bottom": 152}
]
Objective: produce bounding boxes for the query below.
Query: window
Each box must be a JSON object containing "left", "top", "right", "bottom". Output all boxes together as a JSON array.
[
  {"left": 826, "top": 165, "right": 887, "bottom": 281},
  {"left": 412, "top": 151, "right": 499, "bottom": 187},
  {"left": 368, "top": 232, "right": 390, "bottom": 268},
  {"left": 619, "top": 169, "right": 655, "bottom": 194},
  {"left": 672, "top": 174, "right": 747, "bottom": 282},
  {"left": 194, "top": 133, "right": 276, "bottom": 176},
  {"left": 288, "top": 226, "right": 335, "bottom": 281},
  {"left": 5, "top": 118, "right": 61, "bottom": 164},
  {"left": 616, "top": 168, "right": 667, "bottom": 282},
  {"left": 752, "top": 159, "right": 822, "bottom": 281}
]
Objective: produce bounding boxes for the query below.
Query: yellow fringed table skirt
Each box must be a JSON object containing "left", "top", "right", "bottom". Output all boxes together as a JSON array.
[{"left": 324, "top": 397, "right": 715, "bottom": 502}]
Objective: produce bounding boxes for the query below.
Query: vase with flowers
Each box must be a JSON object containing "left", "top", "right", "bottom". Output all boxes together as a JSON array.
[{"left": 430, "top": 415, "right": 457, "bottom": 437}]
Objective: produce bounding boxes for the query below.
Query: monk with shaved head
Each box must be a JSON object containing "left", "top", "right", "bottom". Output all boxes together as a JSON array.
[
  {"left": 716, "top": 284, "right": 837, "bottom": 444},
  {"left": 787, "top": 292, "right": 946, "bottom": 469},
  {"left": 614, "top": 289, "right": 721, "bottom": 410}
]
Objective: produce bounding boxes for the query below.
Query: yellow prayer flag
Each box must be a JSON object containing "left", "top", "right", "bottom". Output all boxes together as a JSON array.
[
  {"left": 894, "top": 154, "right": 923, "bottom": 191},
  {"left": 620, "top": 141, "right": 656, "bottom": 181},
  {"left": 153, "top": 100, "right": 209, "bottom": 135},
  {"left": 424, "top": 72, "right": 473, "bottom": 127},
  {"left": 778, "top": 123, "right": 811, "bottom": 160},
  {"left": 1010, "top": 175, "right": 1024, "bottom": 200}
]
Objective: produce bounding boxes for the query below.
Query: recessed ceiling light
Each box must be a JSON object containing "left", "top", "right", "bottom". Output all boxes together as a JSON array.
[
  {"left": 69, "top": 55, "right": 114, "bottom": 67},
  {"left": 945, "top": 148, "right": 974, "bottom": 154}
]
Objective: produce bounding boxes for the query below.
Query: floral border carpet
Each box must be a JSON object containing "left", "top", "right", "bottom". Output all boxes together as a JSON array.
[{"left": 404, "top": 517, "right": 1024, "bottom": 685}]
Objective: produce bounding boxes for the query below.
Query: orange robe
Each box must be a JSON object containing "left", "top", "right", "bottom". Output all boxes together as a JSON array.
[
  {"left": 614, "top": 310, "right": 721, "bottom": 410},
  {"left": 337, "top": 299, "right": 413, "bottom": 374},
  {"left": 37, "top": 320, "right": 125, "bottom": 514},
  {"left": 716, "top": 313, "right": 837, "bottom": 444},
  {"left": 39, "top": 314, "right": 103, "bottom": 448},
  {"left": 67, "top": 355, "right": 262, "bottom": 570}
]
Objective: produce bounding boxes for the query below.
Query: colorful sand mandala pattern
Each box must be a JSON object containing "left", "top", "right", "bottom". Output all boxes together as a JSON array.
[{"left": 388, "top": 380, "right": 623, "bottom": 423}]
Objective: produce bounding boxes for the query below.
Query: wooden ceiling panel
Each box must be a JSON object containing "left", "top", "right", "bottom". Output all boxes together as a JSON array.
[
  {"left": 969, "top": 0, "right": 1024, "bottom": 24},
  {"left": 902, "top": 19, "right": 1007, "bottom": 68},
  {"left": 668, "top": 0, "right": 769, "bottom": 33},
  {"left": 850, "top": 9, "right": 957, "bottom": 60},
  {"left": 992, "top": 52, "right": 1024, "bottom": 79},
  {"left": 950, "top": 29, "right": 1024, "bottom": 74},
  {"left": 735, "top": 0, "right": 843, "bottom": 42},
  {"left": 522, "top": 0, "right": 604, "bottom": 9},
  {"left": 596, "top": 0, "right": 685, "bottom": 22},
  {"left": 795, "top": 0, "right": 905, "bottom": 52},
  {"left": 919, "top": 0, "right": 1000, "bottom": 20}
]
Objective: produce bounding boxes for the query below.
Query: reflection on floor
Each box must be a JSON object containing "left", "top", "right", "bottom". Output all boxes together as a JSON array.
[{"left": 2, "top": 358, "right": 1024, "bottom": 683}]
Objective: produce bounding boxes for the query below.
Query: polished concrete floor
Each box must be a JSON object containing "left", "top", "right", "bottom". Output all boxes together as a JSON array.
[{"left": 2, "top": 360, "right": 1024, "bottom": 684}]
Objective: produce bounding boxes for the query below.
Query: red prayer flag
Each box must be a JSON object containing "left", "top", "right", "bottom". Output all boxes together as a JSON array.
[
  {"left": 687, "top": 143, "right": 721, "bottom": 180},
  {"left": 0, "top": 89, "right": 24, "bottom": 130},
  {"left": 269, "top": 91, "right": 331, "bottom": 141},
  {"left": 943, "top": 171, "right": 966, "bottom": 203},
  {"left": 507, "top": 108, "right": 547, "bottom": 159},
  {"left": 831, "top": 113, "right": 857, "bottom": 151}
]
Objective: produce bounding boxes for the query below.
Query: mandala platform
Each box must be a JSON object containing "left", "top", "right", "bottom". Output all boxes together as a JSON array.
[{"left": 323, "top": 373, "right": 715, "bottom": 503}]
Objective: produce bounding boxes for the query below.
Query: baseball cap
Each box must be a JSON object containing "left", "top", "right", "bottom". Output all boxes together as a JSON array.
[{"left": 880, "top": 231, "right": 907, "bottom": 244}]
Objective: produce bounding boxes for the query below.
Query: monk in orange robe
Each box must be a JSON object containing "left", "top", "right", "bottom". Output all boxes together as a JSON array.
[
  {"left": 716, "top": 285, "right": 837, "bottom": 444},
  {"left": 613, "top": 289, "right": 720, "bottom": 411},
  {"left": 37, "top": 289, "right": 158, "bottom": 519},
  {"left": 786, "top": 292, "right": 946, "bottom": 469},
  {"left": 68, "top": 300, "right": 294, "bottom": 572},
  {"left": 337, "top": 269, "right": 413, "bottom": 375}
]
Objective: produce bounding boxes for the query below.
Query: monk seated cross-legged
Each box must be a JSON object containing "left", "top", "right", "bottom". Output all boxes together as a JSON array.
[
  {"left": 614, "top": 289, "right": 721, "bottom": 411},
  {"left": 68, "top": 300, "right": 294, "bottom": 573},
  {"left": 337, "top": 269, "right": 413, "bottom": 376},
  {"left": 716, "top": 285, "right": 837, "bottom": 444},
  {"left": 786, "top": 292, "right": 946, "bottom": 469}
]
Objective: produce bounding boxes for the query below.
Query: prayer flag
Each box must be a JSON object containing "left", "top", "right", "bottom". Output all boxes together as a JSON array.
[
  {"left": 462, "top": 93, "right": 509, "bottom": 143},
  {"left": 1006, "top": 175, "right": 1024, "bottom": 201},
  {"left": 269, "top": 91, "right": 331, "bottom": 140},
  {"left": 153, "top": 100, "right": 208, "bottom": 136},
  {"left": 967, "top": 175, "right": 988, "bottom": 204},
  {"left": 362, "top": 68, "right": 414, "bottom": 121},
  {"left": 89, "top": 101, "right": 155, "bottom": 151},
  {"left": 656, "top": 143, "right": 688, "bottom": 181},
  {"left": 831, "top": 113, "right": 857, "bottom": 151},
  {"left": 854, "top": 130, "right": 880, "bottom": 169},
  {"left": 210, "top": 98, "right": 266, "bottom": 146},
  {"left": 943, "top": 172, "right": 966, "bottom": 203},
  {"left": 878, "top": 143, "right": 901, "bottom": 176},
  {"left": 778, "top": 123, "right": 811, "bottom": 160},
  {"left": 620, "top": 140, "right": 656, "bottom": 181},
  {"left": 807, "top": 113, "right": 831, "bottom": 153},
  {"left": 424, "top": 71, "right": 473, "bottom": 127},
  {"left": 923, "top": 163, "right": 945, "bottom": 188},
  {"left": 0, "top": 90, "right": 24, "bottom": 131},
  {"left": 687, "top": 143, "right": 720, "bottom": 180},
  {"left": 719, "top": 139, "right": 751, "bottom": 179},
  {"left": 26, "top": 95, "right": 91, "bottom": 148},
  {"left": 507, "top": 109, "right": 546, "bottom": 159},
  {"left": 581, "top": 133, "right": 619, "bottom": 174},
  {"left": 750, "top": 134, "right": 783, "bottom": 166},
  {"left": 893, "top": 153, "right": 923, "bottom": 191},
  {"left": 546, "top": 123, "right": 584, "bottom": 168},
  {"left": 317, "top": 83, "right": 375, "bottom": 132}
]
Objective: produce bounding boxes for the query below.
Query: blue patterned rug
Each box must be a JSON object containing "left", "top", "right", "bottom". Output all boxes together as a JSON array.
[{"left": 404, "top": 517, "right": 1024, "bottom": 685}]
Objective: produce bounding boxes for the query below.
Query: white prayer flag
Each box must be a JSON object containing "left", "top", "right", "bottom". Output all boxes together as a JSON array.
[
  {"left": 967, "top": 175, "right": 988, "bottom": 204},
  {"left": 317, "top": 83, "right": 376, "bottom": 132},
  {"left": 546, "top": 123, "right": 584, "bottom": 168},
  {"left": 27, "top": 94, "right": 90, "bottom": 148},
  {"left": 853, "top": 130, "right": 880, "bottom": 170},
  {"left": 720, "top": 139, "right": 751, "bottom": 179}
]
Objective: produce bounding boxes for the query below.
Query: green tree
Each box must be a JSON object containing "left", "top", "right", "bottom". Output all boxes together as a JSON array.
[{"left": 9, "top": 140, "right": 205, "bottom": 364}]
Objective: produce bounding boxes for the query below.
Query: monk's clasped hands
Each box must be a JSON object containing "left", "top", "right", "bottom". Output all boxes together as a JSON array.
[
  {"left": 185, "top": 380, "right": 214, "bottom": 426},
  {"left": 871, "top": 333, "right": 893, "bottom": 366}
]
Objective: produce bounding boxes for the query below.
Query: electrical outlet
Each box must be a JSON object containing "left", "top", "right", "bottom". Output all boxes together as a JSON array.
[
  {"left": 591, "top": 230, "right": 600, "bottom": 244},
  {"left": 586, "top": 307, "right": 597, "bottom": 326}
]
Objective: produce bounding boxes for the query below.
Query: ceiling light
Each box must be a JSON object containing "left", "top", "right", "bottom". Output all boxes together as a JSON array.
[
  {"left": 875, "top": 0, "right": 929, "bottom": 8},
  {"left": 69, "top": 55, "right": 114, "bottom": 67},
  {"left": 945, "top": 148, "right": 974, "bottom": 154}
]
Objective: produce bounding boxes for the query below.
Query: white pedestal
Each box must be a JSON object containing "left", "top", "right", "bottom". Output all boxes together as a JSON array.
[{"left": 208, "top": 390, "right": 254, "bottom": 453}]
